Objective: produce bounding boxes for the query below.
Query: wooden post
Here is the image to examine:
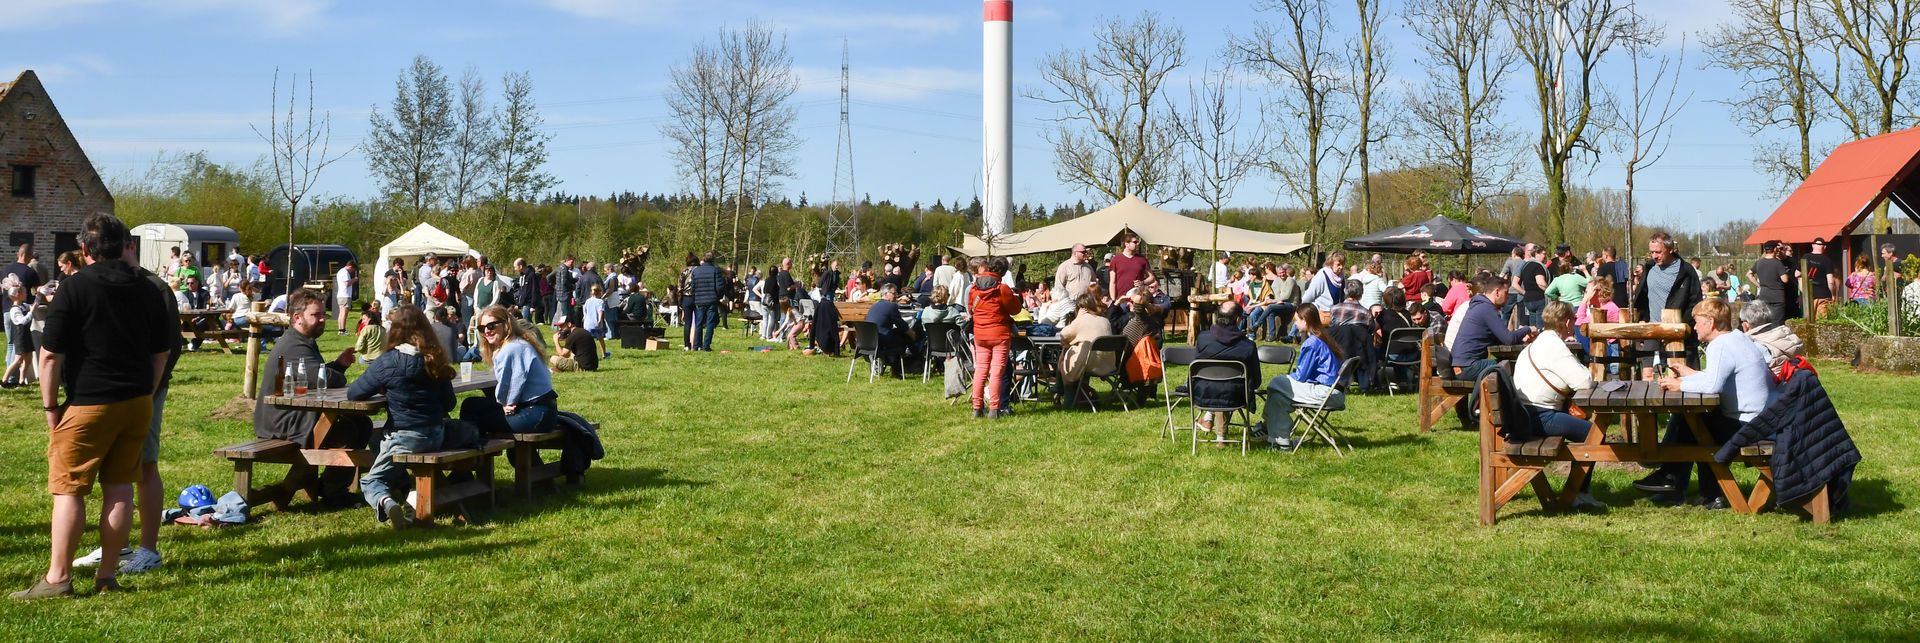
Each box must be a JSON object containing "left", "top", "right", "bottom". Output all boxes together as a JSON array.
[
  {"left": 1661, "top": 308, "right": 1685, "bottom": 372},
  {"left": 243, "top": 300, "right": 267, "bottom": 398}
]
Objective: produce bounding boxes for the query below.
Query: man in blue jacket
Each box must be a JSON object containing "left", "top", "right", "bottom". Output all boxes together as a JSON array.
[
  {"left": 1449, "top": 275, "right": 1536, "bottom": 380},
  {"left": 687, "top": 252, "right": 724, "bottom": 352}
]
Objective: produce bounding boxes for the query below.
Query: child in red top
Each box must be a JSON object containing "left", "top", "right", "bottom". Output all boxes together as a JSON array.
[{"left": 967, "top": 257, "right": 1022, "bottom": 418}]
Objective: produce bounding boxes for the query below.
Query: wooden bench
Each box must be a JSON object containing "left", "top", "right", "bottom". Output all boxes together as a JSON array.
[
  {"left": 1736, "top": 440, "right": 1834, "bottom": 524},
  {"left": 505, "top": 430, "right": 567, "bottom": 499},
  {"left": 1417, "top": 334, "right": 1474, "bottom": 433},
  {"left": 391, "top": 438, "right": 512, "bottom": 524},
  {"left": 213, "top": 438, "right": 307, "bottom": 507}
]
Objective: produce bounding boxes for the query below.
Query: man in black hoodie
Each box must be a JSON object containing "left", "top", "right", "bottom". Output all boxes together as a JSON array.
[
  {"left": 1193, "top": 302, "right": 1261, "bottom": 447},
  {"left": 18, "top": 214, "right": 172, "bottom": 600},
  {"left": 1631, "top": 232, "right": 1702, "bottom": 376}
]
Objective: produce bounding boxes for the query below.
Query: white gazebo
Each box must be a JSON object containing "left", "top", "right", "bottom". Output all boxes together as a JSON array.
[
  {"left": 374, "top": 222, "right": 471, "bottom": 275},
  {"left": 956, "top": 195, "right": 1309, "bottom": 256}
]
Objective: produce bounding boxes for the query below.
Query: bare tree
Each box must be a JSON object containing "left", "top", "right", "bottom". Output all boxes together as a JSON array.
[
  {"left": 491, "top": 71, "right": 557, "bottom": 209},
  {"left": 1807, "top": 0, "right": 1920, "bottom": 234},
  {"left": 1174, "top": 64, "right": 1267, "bottom": 263},
  {"left": 1406, "top": 0, "right": 1519, "bottom": 223},
  {"left": 366, "top": 55, "right": 455, "bottom": 219},
  {"left": 1502, "top": 0, "right": 1657, "bottom": 245},
  {"left": 251, "top": 68, "right": 349, "bottom": 296},
  {"left": 1027, "top": 11, "right": 1188, "bottom": 205},
  {"left": 662, "top": 43, "right": 727, "bottom": 207},
  {"left": 1704, "top": 0, "right": 1823, "bottom": 190},
  {"left": 1232, "top": 0, "right": 1356, "bottom": 254},
  {"left": 1607, "top": 33, "right": 1691, "bottom": 257},
  {"left": 715, "top": 21, "right": 800, "bottom": 261},
  {"left": 447, "top": 66, "right": 497, "bottom": 212},
  {"left": 1350, "top": 0, "right": 1392, "bottom": 232}
]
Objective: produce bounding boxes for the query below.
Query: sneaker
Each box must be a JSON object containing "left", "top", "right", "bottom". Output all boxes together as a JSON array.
[
  {"left": 1571, "top": 493, "right": 1608, "bottom": 511},
  {"left": 1632, "top": 473, "right": 1679, "bottom": 494},
  {"left": 382, "top": 497, "right": 416, "bottom": 529},
  {"left": 1269, "top": 437, "right": 1294, "bottom": 450},
  {"left": 1696, "top": 496, "right": 1731, "bottom": 511},
  {"left": 603, "top": 351, "right": 611, "bottom": 359},
  {"left": 117, "top": 547, "right": 161, "bottom": 575},
  {"left": 985, "top": 409, "right": 1000, "bottom": 419},
  {"left": 8, "top": 577, "right": 72, "bottom": 601},
  {"left": 73, "top": 546, "right": 132, "bottom": 569},
  {"left": 972, "top": 408, "right": 984, "bottom": 419}
]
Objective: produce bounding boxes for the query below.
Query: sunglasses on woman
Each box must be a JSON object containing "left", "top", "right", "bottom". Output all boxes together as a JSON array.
[{"left": 480, "top": 320, "right": 506, "bottom": 332}]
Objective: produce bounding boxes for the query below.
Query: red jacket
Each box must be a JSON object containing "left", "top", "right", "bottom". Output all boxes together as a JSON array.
[{"left": 967, "top": 272, "right": 1021, "bottom": 342}]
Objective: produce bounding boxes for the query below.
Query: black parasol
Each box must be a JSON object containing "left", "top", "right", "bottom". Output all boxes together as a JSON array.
[{"left": 1341, "top": 216, "right": 1527, "bottom": 255}]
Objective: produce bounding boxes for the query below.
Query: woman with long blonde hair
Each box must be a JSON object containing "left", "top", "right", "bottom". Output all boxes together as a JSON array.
[{"left": 462, "top": 304, "right": 558, "bottom": 435}]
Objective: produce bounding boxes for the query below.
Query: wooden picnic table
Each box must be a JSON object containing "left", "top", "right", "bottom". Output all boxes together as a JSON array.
[
  {"left": 263, "top": 370, "right": 499, "bottom": 457},
  {"left": 1562, "top": 380, "right": 1765, "bottom": 513},
  {"left": 179, "top": 308, "right": 244, "bottom": 354}
]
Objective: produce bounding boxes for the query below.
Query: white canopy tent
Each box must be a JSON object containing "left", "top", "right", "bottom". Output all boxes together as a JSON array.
[
  {"left": 374, "top": 222, "right": 471, "bottom": 279},
  {"left": 956, "top": 195, "right": 1309, "bottom": 256}
]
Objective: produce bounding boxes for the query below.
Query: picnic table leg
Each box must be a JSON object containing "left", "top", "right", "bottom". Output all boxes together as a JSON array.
[
  {"left": 1748, "top": 469, "right": 1775, "bottom": 511},
  {"left": 1555, "top": 463, "right": 1592, "bottom": 510},
  {"left": 233, "top": 461, "right": 264, "bottom": 506},
  {"left": 479, "top": 453, "right": 497, "bottom": 512},
  {"left": 512, "top": 443, "right": 535, "bottom": 500},
  {"left": 1683, "top": 414, "right": 1753, "bottom": 513},
  {"left": 1807, "top": 485, "right": 1831, "bottom": 523},
  {"left": 411, "top": 465, "right": 437, "bottom": 523}
]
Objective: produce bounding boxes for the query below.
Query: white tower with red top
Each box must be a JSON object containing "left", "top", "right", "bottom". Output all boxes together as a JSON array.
[{"left": 983, "top": 1, "right": 1013, "bottom": 239}]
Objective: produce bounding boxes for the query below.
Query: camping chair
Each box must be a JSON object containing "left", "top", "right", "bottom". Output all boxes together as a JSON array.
[
  {"left": 922, "top": 322, "right": 959, "bottom": 383},
  {"left": 741, "top": 306, "right": 763, "bottom": 337},
  {"left": 1187, "top": 359, "right": 1255, "bottom": 455},
  {"left": 845, "top": 321, "right": 905, "bottom": 383},
  {"left": 1073, "top": 335, "right": 1134, "bottom": 413},
  {"left": 1289, "top": 356, "right": 1362, "bottom": 457},
  {"left": 1161, "top": 345, "right": 1198, "bottom": 441},
  {"left": 1382, "top": 327, "right": 1426, "bottom": 396}
]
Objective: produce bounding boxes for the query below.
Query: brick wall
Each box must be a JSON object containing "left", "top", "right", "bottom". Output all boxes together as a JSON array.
[{"left": 1, "top": 70, "right": 115, "bottom": 269}]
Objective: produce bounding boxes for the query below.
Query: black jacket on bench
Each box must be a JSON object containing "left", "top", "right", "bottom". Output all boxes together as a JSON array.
[
  {"left": 1473, "top": 364, "right": 1543, "bottom": 443},
  {"left": 1715, "top": 369, "right": 1858, "bottom": 513}
]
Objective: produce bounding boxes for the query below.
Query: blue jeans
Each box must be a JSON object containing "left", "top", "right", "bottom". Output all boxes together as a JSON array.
[
  {"left": 1529, "top": 406, "right": 1593, "bottom": 491},
  {"left": 1521, "top": 298, "right": 1545, "bottom": 329},
  {"left": 692, "top": 303, "right": 719, "bottom": 350},
  {"left": 460, "top": 396, "right": 557, "bottom": 434},
  {"left": 1656, "top": 413, "right": 1742, "bottom": 500},
  {"left": 362, "top": 423, "right": 445, "bottom": 518},
  {"left": 1267, "top": 303, "right": 1296, "bottom": 339},
  {"left": 1246, "top": 306, "right": 1271, "bottom": 336},
  {"left": 555, "top": 300, "right": 574, "bottom": 325},
  {"left": 1261, "top": 376, "right": 1338, "bottom": 445}
]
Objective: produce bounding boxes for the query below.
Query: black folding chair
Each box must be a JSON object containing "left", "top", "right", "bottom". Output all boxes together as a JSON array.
[
  {"left": 1162, "top": 345, "right": 1198, "bottom": 441},
  {"left": 922, "top": 322, "right": 959, "bottom": 383},
  {"left": 1257, "top": 344, "right": 1296, "bottom": 376},
  {"left": 845, "top": 321, "right": 904, "bottom": 382},
  {"left": 1383, "top": 327, "right": 1426, "bottom": 396},
  {"left": 1187, "top": 359, "right": 1254, "bottom": 455},
  {"left": 1009, "top": 334, "right": 1047, "bottom": 407},
  {"left": 1074, "top": 335, "right": 1134, "bottom": 413},
  {"left": 946, "top": 327, "right": 975, "bottom": 405},
  {"left": 1289, "top": 357, "right": 1362, "bottom": 456}
]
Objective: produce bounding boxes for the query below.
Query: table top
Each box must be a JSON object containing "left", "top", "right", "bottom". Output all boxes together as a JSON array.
[
  {"left": 180, "top": 308, "right": 230, "bottom": 317},
  {"left": 264, "top": 370, "right": 498, "bottom": 413},
  {"left": 1569, "top": 379, "right": 1718, "bottom": 413}
]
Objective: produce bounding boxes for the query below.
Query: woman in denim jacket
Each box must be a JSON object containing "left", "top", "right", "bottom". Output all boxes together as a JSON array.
[{"left": 348, "top": 304, "right": 458, "bottom": 527}]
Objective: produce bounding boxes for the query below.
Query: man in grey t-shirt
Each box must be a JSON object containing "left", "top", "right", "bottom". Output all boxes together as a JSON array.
[{"left": 1499, "top": 245, "right": 1527, "bottom": 324}]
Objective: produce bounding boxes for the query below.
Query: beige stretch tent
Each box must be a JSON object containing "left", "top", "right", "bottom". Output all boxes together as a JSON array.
[
  {"left": 375, "top": 222, "right": 472, "bottom": 275},
  {"left": 957, "top": 195, "right": 1308, "bottom": 256}
]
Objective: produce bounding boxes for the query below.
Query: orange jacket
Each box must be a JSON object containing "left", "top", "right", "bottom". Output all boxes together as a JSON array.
[{"left": 967, "top": 272, "right": 1022, "bottom": 342}]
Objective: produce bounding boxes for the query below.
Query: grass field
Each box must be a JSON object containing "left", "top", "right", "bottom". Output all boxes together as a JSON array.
[{"left": 1, "top": 323, "right": 1917, "bottom": 640}]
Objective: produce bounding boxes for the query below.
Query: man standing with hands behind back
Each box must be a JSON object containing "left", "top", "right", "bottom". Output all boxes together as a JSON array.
[{"left": 15, "top": 213, "right": 171, "bottom": 600}]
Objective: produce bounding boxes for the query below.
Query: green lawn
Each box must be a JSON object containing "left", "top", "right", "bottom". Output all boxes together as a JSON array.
[{"left": 1, "top": 324, "right": 1917, "bottom": 640}]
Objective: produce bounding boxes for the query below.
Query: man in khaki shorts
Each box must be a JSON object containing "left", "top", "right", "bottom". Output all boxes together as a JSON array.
[{"left": 14, "top": 213, "right": 171, "bottom": 600}]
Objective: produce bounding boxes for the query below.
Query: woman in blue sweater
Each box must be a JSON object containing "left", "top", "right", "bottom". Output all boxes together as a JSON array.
[
  {"left": 347, "top": 304, "right": 458, "bottom": 527},
  {"left": 1261, "top": 304, "right": 1345, "bottom": 449},
  {"left": 460, "top": 305, "right": 559, "bottom": 435}
]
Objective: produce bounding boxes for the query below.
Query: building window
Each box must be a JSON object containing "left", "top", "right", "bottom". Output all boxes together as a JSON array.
[
  {"left": 9, "top": 166, "right": 34, "bottom": 198},
  {"left": 54, "top": 232, "right": 79, "bottom": 257}
]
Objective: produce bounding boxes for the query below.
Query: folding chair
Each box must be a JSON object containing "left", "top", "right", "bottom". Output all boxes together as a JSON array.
[
  {"left": 1008, "top": 334, "right": 1054, "bottom": 408},
  {"left": 1161, "top": 345, "right": 1198, "bottom": 441},
  {"left": 946, "top": 327, "right": 975, "bottom": 406},
  {"left": 741, "top": 307, "right": 764, "bottom": 337},
  {"left": 1187, "top": 359, "right": 1255, "bottom": 455},
  {"left": 1382, "top": 327, "right": 1425, "bottom": 396},
  {"left": 1257, "top": 344, "right": 1295, "bottom": 376},
  {"left": 1289, "top": 357, "right": 1361, "bottom": 456},
  {"left": 922, "top": 322, "right": 959, "bottom": 383},
  {"left": 1074, "top": 335, "right": 1133, "bottom": 412},
  {"left": 845, "top": 321, "right": 904, "bottom": 382}
]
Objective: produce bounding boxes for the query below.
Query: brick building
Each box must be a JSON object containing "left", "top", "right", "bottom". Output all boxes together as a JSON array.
[{"left": 1, "top": 69, "right": 113, "bottom": 271}]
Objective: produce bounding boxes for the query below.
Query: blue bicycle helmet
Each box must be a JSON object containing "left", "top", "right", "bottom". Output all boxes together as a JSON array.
[{"left": 178, "top": 484, "right": 216, "bottom": 509}]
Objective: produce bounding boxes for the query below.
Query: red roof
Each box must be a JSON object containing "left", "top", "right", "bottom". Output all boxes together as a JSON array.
[{"left": 1747, "top": 126, "right": 1920, "bottom": 245}]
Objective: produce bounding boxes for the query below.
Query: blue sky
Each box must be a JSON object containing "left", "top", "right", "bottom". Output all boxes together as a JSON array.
[{"left": 2, "top": 0, "right": 1796, "bottom": 233}]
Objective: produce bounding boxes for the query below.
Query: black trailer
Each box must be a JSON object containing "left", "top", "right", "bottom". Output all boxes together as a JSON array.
[{"left": 265, "top": 244, "right": 357, "bottom": 300}]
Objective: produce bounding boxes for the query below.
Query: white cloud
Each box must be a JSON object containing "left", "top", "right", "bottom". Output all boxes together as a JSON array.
[
  {"left": 0, "top": 0, "right": 113, "bottom": 30},
  {"left": 0, "top": 54, "right": 115, "bottom": 83},
  {"left": 795, "top": 66, "right": 979, "bottom": 102}
]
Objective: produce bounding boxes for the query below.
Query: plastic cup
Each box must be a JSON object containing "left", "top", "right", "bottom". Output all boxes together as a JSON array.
[{"left": 461, "top": 362, "right": 473, "bottom": 383}]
